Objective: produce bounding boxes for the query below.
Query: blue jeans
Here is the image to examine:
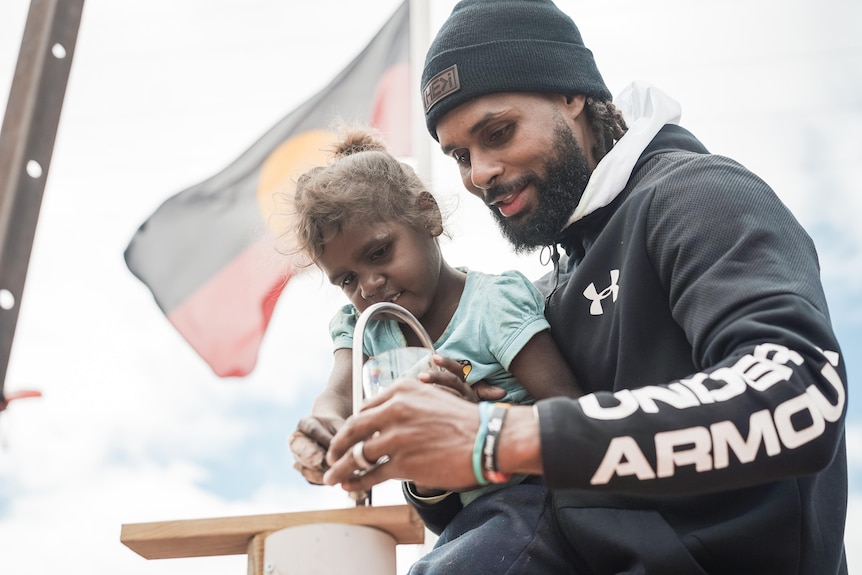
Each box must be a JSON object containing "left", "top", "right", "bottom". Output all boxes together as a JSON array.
[{"left": 408, "top": 479, "right": 578, "bottom": 574}]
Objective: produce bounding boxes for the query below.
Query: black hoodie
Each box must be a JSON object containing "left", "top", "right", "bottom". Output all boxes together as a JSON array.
[
  {"left": 536, "top": 124, "right": 847, "bottom": 574},
  {"left": 407, "top": 123, "right": 847, "bottom": 574}
]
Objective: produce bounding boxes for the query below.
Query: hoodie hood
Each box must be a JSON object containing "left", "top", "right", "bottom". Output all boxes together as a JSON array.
[{"left": 565, "top": 82, "right": 682, "bottom": 227}]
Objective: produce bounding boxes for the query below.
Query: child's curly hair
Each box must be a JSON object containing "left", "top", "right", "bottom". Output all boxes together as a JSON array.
[{"left": 288, "top": 128, "right": 442, "bottom": 265}]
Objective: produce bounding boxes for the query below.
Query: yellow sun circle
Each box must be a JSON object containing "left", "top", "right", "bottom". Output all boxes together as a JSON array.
[{"left": 256, "top": 129, "right": 336, "bottom": 234}]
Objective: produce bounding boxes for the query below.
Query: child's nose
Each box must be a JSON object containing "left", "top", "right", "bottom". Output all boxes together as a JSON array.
[{"left": 359, "top": 273, "right": 384, "bottom": 300}]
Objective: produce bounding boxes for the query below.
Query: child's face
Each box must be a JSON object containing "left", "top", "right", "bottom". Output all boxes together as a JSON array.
[{"left": 317, "top": 220, "right": 442, "bottom": 320}]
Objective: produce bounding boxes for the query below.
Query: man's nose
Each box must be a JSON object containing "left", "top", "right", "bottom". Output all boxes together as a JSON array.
[{"left": 469, "top": 151, "right": 501, "bottom": 192}]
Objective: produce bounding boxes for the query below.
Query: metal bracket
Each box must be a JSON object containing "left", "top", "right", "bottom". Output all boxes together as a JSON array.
[{"left": 0, "top": 0, "right": 84, "bottom": 407}]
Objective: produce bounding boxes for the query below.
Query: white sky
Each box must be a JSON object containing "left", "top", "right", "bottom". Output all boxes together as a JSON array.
[{"left": 0, "top": 1, "right": 860, "bottom": 573}]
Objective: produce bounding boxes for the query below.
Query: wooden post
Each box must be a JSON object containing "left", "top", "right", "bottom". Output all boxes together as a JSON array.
[{"left": 246, "top": 533, "right": 265, "bottom": 575}]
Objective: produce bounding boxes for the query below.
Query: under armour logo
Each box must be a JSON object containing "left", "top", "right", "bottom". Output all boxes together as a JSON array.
[{"left": 583, "top": 270, "right": 620, "bottom": 315}]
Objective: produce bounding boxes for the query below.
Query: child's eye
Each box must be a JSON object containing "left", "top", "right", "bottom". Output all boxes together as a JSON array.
[
  {"left": 340, "top": 272, "right": 356, "bottom": 288},
  {"left": 452, "top": 149, "right": 470, "bottom": 166}
]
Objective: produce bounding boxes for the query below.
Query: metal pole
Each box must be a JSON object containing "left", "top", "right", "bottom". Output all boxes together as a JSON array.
[
  {"left": 0, "top": 0, "right": 85, "bottom": 408},
  {"left": 408, "top": 0, "right": 431, "bottom": 182}
]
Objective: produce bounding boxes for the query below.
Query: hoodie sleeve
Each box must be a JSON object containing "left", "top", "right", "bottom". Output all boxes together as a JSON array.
[{"left": 538, "top": 153, "right": 846, "bottom": 494}]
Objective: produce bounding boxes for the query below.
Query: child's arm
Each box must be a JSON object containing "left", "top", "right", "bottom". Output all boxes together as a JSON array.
[
  {"left": 290, "top": 347, "right": 354, "bottom": 484},
  {"left": 310, "top": 347, "right": 354, "bottom": 425},
  {"left": 508, "top": 330, "right": 584, "bottom": 400}
]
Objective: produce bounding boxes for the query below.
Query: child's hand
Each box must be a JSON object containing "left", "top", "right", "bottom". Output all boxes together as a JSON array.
[
  {"left": 418, "top": 354, "right": 507, "bottom": 403},
  {"left": 289, "top": 416, "right": 343, "bottom": 484}
]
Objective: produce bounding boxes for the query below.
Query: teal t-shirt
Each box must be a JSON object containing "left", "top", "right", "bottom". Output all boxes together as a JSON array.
[
  {"left": 329, "top": 269, "right": 550, "bottom": 405},
  {"left": 330, "top": 269, "right": 550, "bottom": 507}
]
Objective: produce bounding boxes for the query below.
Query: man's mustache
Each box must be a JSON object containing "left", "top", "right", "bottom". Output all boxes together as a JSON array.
[{"left": 485, "top": 173, "right": 538, "bottom": 207}]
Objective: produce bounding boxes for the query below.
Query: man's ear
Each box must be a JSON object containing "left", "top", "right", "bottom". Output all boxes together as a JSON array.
[
  {"left": 417, "top": 191, "right": 444, "bottom": 236},
  {"left": 563, "top": 94, "right": 587, "bottom": 120}
]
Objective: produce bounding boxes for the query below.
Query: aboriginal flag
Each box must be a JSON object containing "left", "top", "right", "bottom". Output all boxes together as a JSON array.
[{"left": 124, "top": 2, "right": 411, "bottom": 377}]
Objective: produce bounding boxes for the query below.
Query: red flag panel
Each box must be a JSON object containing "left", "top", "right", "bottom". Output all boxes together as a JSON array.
[{"left": 125, "top": 1, "right": 410, "bottom": 376}]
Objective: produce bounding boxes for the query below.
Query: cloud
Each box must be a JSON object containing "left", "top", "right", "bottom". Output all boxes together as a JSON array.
[{"left": 0, "top": 1, "right": 859, "bottom": 574}]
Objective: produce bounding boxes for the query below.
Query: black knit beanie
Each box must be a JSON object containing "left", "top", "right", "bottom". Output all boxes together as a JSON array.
[{"left": 421, "top": 0, "right": 611, "bottom": 141}]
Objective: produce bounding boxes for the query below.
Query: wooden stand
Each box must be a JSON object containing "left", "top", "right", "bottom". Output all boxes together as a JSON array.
[{"left": 121, "top": 504, "right": 424, "bottom": 574}]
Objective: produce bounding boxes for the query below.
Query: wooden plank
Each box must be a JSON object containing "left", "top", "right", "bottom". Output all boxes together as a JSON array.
[{"left": 120, "top": 504, "right": 425, "bottom": 560}]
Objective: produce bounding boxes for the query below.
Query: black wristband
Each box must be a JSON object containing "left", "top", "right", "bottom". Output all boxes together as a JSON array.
[{"left": 482, "top": 402, "right": 512, "bottom": 483}]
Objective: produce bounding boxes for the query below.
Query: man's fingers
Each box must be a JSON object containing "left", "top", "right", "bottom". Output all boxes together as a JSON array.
[
  {"left": 337, "top": 464, "right": 392, "bottom": 493},
  {"left": 324, "top": 399, "right": 389, "bottom": 468},
  {"left": 322, "top": 380, "right": 483, "bottom": 490},
  {"left": 293, "top": 461, "right": 326, "bottom": 485},
  {"left": 324, "top": 445, "right": 394, "bottom": 492},
  {"left": 323, "top": 400, "right": 399, "bottom": 484}
]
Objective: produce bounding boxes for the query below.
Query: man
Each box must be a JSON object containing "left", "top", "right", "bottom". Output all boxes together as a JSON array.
[{"left": 320, "top": 0, "right": 849, "bottom": 573}]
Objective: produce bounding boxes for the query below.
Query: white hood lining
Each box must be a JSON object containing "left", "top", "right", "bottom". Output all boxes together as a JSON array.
[{"left": 566, "top": 82, "right": 682, "bottom": 226}]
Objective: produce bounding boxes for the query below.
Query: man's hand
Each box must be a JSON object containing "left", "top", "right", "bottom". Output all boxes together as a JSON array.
[{"left": 323, "top": 379, "right": 481, "bottom": 492}]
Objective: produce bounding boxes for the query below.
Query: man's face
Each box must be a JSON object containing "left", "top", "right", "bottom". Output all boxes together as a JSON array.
[{"left": 436, "top": 92, "right": 591, "bottom": 252}]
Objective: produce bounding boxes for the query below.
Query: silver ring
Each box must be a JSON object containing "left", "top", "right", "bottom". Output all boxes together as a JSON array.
[{"left": 352, "top": 441, "right": 374, "bottom": 470}]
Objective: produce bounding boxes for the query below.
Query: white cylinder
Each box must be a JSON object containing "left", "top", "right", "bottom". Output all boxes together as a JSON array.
[{"left": 263, "top": 523, "right": 397, "bottom": 574}]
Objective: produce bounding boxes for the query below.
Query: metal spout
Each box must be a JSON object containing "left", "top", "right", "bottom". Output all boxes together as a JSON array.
[{"left": 350, "top": 302, "right": 435, "bottom": 506}]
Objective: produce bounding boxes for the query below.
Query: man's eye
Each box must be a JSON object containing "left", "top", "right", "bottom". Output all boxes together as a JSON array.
[
  {"left": 488, "top": 124, "right": 512, "bottom": 144},
  {"left": 370, "top": 244, "right": 389, "bottom": 261}
]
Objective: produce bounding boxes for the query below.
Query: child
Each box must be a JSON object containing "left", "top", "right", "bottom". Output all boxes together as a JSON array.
[{"left": 286, "top": 128, "right": 582, "bottom": 511}]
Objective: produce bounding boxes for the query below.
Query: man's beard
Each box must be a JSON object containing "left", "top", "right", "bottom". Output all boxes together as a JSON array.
[{"left": 488, "top": 122, "right": 590, "bottom": 253}]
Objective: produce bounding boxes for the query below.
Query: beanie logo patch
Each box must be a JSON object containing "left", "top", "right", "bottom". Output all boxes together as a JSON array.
[{"left": 423, "top": 65, "right": 460, "bottom": 113}]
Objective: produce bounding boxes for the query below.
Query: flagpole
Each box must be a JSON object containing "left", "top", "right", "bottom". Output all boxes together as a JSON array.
[{"left": 409, "top": 0, "right": 432, "bottom": 184}]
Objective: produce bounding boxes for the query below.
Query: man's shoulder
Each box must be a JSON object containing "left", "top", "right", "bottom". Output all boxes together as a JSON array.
[{"left": 631, "top": 148, "right": 771, "bottom": 210}]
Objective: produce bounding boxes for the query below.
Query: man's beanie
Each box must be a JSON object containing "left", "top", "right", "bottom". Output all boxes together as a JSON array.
[{"left": 421, "top": 0, "right": 611, "bottom": 141}]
